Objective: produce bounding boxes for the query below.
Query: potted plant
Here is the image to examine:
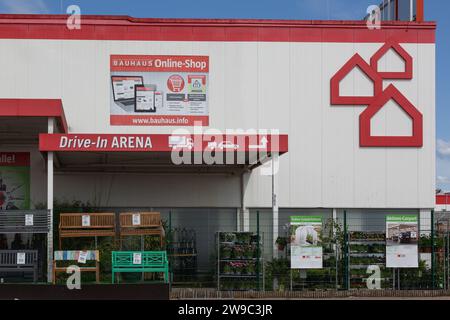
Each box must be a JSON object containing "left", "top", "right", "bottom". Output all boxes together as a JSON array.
[
  {"left": 235, "top": 233, "right": 245, "bottom": 244},
  {"left": 419, "top": 235, "right": 432, "bottom": 253},
  {"left": 247, "top": 262, "right": 255, "bottom": 275},
  {"left": 231, "top": 262, "right": 242, "bottom": 275},
  {"left": 221, "top": 246, "right": 232, "bottom": 259},
  {"left": 233, "top": 246, "right": 244, "bottom": 259},
  {"left": 241, "top": 233, "right": 251, "bottom": 244},
  {"left": 222, "top": 232, "right": 235, "bottom": 243},
  {"left": 275, "top": 237, "right": 287, "bottom": 251},
  {"left": 223, "top": 263, "right": 233, "bottom": 275},
  {"left": 244, "top": 245, "right": 254, "bottom": 259}
]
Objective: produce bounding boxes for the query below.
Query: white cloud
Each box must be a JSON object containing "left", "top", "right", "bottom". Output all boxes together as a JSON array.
[
  {"left": 0, "top": 0, "right": 49, "bottom": 14},
  {"left": 437, "top": 139, "right": 450, "bottom": 158},
  {"left": 437, "top": 176, "right": 450, "bottom": 184}
]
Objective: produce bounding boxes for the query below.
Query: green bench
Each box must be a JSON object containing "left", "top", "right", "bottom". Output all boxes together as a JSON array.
[{"left": 111, "top": 251, "right": 169, "bottom": 284}]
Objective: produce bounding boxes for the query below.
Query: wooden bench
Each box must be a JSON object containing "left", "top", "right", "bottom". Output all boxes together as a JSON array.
[
  {"left": 53, "top": 250, "right": 100, "bottom": 284},
  {"left": 0, "top": 210, "right": 50, "bottom": 234},
  {"left": 58, "top": 213, "right": 116, "bottom": 249},
  {"left": 119, "top": 212, "right": 165, "bottom": 247},
  {"left": 111, "top": 251, "right": 169, "bottom": 284},
  {"left": 0, "top": 250, "right": 38, "bottom": 282}
]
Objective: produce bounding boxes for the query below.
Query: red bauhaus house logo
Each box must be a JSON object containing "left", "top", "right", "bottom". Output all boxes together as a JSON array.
[{"left": 330, "top": 41, "right": 423, "bottom": 148}]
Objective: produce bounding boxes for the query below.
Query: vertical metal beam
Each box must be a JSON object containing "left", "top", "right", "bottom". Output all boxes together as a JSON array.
[
  {"left": 409, "top": 0, "right": 414, "bottom": 21},
  {"left": 240, "top": 171, "right": 250, "bottom": 232},
  {"left": 256, "top": 211, "right": 260, "bottom": 291},
  {"left": 332, "top": 208, "right": 338, "bottom": 289},
  {"left": 236, "top": 208, "right": 241, "bottom": 232},
  {"left": 47, "top": 117, "right": 54, "bottom": 283},
  {"left": 343, "top": 209, "right": 349, "bottom": 290},
  {"left": 431, "top": 209, "right": 435, "bottom": 288},
  {"left": 271, "top": 154, "right": 279, "bottom": 259},
  {"left": 416, "top": 0, "right": 424, "bottom": 22},
  {"left": 395, "top": 0, "right": 399, "bottom": 20}
]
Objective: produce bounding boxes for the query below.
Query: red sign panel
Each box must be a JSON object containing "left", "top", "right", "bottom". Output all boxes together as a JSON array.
[
  {"left": 110, "top": 55, "right": 209, "bottom": 72},
  {"left": 110, "top": 55, "right": 209, "bottom": 127},
  {"left": 0, "top": 152, "right": 30, "bottom": 166},
  {"left": 39, "top": 134, "right": 288, "bottom": 153}
]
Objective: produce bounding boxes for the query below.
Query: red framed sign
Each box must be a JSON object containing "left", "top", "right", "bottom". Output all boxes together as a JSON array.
[
  {"left": 110, "top": 55, "right": 209, "bottom": 127},
  {"left": 39, "top": 133, "right": 288, "bottom": 153}
]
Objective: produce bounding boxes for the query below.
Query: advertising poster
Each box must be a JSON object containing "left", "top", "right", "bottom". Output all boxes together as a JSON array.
[
  {"left": 0, "top": 152, "right": 30, "bottom": 210},
  {"left": 386, "top": 215, "right": 419, "bottom": 268},
  {"left": 290, "top": 216, "right": 323, "bottom": 269},
  {"left": 110, "top": 55, "right": 209, "bottom": 126}
]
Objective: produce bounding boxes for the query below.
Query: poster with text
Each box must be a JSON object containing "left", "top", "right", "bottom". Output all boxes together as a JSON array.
[
  {"left": 0, "top": 152, "right": 30, "bottom": 210},
  {"left": 386, "top": 215, "right": 419, "bottom": 268},
  {"left": 290, "top": 216, "right": 323, "bottom": 269},
  {"left": 110, "top": 55, "right": 209, "bottom": 126}
]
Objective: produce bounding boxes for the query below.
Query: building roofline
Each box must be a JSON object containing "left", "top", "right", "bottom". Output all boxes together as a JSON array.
[
  {"left": 0, "top": 14, "right": 436, "bottom": 43},
  {"left": 0, "top": 14, "right": 437, "bottom": 29}
]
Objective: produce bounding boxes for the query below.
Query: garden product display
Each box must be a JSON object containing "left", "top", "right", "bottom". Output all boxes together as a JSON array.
[
  {"left": 216, "top": 231, "right": 263, "bottom": 291},
  {"left": 348, "top": 231, "right": 391, "bottom": 289}
]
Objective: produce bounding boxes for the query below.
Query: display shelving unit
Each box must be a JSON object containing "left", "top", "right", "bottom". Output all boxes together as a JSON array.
[
  {"left": 348, "top": 231, "right": 391, "bottom": 289},
  {"left": 168, "top": 228, "right": 198, "bottom": 284},
  {"left": 216, "top": 231, "right": 263, "bottom": 291}
]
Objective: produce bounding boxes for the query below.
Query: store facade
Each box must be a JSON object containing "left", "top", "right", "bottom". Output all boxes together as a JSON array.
[{"left": 0, "top": 15, "right": 436, "bottom": 289}]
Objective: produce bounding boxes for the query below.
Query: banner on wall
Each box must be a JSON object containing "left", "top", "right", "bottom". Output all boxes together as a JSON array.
[
  {"left": 0, "top": 152, "right": 30, "bottom": 210},
  {"left": 110, "top": 55, "right": 209, "bottom": 126},
  {"left": 290, "top": 216, "right": 323, "bottom": 269},
  {"left": 386, "top": 215, "right": 419, "bottom": 268}
]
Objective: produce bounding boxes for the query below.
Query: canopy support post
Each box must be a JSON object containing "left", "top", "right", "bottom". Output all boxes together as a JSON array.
[
  {"left": 240, "top": 171, "right": 250, "bottom": 232},
  {"left": 47, "top": 117, "right": 54, "bottom": 283},
  {"left": 272, "top": 153, "right": 279, "bottom": 259}
]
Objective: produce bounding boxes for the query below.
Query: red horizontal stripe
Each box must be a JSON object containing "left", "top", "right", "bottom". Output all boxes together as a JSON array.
[{"left": 0, "top": 15, "right": 436, "bottom": 43}]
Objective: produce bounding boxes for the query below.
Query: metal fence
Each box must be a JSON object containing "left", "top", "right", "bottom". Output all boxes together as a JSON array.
[
  {"left": 2, "top": 206, "right": 448, "bottom": 291},
  {"left": 256, "top": 209, "right": 450, "bottom": 292}
]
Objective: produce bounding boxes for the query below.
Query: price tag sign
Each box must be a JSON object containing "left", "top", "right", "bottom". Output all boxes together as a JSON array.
[
  {"left": 17, "top": 252, "right": 26, "bottom": 265},
  {"left": 132, "top": 213, "right": 141, "bottom": 226},
  {"left": 133, "top": 253, "right": 142, "bottom": 265},
  {"left": 78, "top": 251, "right": 88, "bottom": 264},
  {"left": 82, "top": 215, "right": 91, "bottom": 227},
  {"left": 25, "top": 214, "right": 34, "bottom": 226}
]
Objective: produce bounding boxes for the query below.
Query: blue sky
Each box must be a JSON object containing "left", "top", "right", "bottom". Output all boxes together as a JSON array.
[{"left": 0, "top": 0, "right": 449, "bottom": 190}]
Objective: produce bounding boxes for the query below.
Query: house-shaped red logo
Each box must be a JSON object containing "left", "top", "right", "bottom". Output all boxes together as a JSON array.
[
  {"left": 370, "top": 41, "right": 413, "bottom": 79},
  {"left": 359, "top": 85, "right": 423, "bottom": 147},
  {"left": 330, "top": 42, "right": 423, "bottom": 148},
  {"left": 330, "top": 53, "right": 382, "bottom": 105}
]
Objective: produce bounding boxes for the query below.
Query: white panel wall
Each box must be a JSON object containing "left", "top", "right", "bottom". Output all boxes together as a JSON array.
[
  {"left": 53, "top": 173, "right": 240, "bottom": 208},
  {"left": 0, "top": 39, "right": 436, "bottom": 209}
]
